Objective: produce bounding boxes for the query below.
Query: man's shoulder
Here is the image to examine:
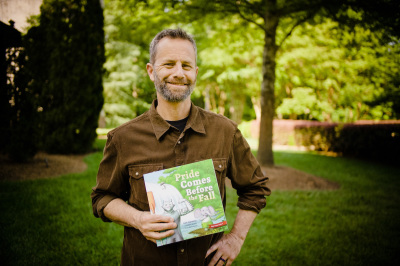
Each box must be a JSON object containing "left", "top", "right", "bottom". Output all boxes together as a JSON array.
[
  {"left": 108, "top": 111, "right": 150, "bottom": 137},
  {"left": 196, "top": 106, "right": 238, "bottom": 130}
]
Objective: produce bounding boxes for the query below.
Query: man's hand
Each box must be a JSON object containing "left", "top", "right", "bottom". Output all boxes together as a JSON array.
[
  {"left": 103, "top": 198, "right": 177, "bottom": 243},
  {"left": 136, "top": 211, "right": 177, "bottom": 243},
  {"left": 205, "top": 209, "right": 258, "bottom": 265},
  {"left": 206, "top": 232, "right": 244, "bottom": 266}
]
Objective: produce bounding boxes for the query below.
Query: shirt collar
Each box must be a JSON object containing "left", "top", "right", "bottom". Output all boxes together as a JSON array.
[{"left": 149, "top": 99, "right": 206, "bottom": 140}]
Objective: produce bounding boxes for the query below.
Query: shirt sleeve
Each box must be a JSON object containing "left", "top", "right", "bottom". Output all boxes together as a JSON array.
[
  {"left": 228, "top": 128, "right": 271, "bottom": 213},
  {"left": 91, "top": 132, "right": 129, "bottom": 222}
]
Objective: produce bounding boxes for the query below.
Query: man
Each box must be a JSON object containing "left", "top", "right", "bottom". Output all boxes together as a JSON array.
[{"left": 91, "top": 28, "right": 271, "bottom": 266}]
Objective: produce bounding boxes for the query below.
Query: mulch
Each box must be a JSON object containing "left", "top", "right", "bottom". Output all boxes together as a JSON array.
[
  {"left": 0, "top": 152, "right": 87, "bottom": 181},
  {"left": 261, "top": 165, "right": 340, "bottom": 190}
]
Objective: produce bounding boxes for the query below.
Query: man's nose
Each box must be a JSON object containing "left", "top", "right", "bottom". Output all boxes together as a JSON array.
[{"left": 173, "top": 64, "right": 184, "bottom": 79}]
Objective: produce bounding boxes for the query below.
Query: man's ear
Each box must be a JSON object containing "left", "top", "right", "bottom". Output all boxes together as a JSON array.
[
  {"left": 196, "top": 66, "right": 199, "bottom": 76},
  {"left": 146, "top": 63, "right": 155, "bottom": 82}
]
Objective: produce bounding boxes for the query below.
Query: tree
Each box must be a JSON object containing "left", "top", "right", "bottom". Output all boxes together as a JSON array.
[
  {"left": 276, "top": 17, "right": 400, "bottom": 121},
  {"left": 25, "top": 0, "right": 105, "bottom": 153},
  {"left": 169, "top": 0, "right": 400, "bottom": 166}
]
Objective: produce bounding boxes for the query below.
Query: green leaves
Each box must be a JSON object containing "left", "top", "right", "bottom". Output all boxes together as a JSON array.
[
  {"left": 277, "top": 87, "right": 333, "bottom": 121},
  {"left": 276, "top": 17, "right": 400, "bottom": 121},
  {"left": 102, "top": 0, "right": 400, "bottom": 127}
]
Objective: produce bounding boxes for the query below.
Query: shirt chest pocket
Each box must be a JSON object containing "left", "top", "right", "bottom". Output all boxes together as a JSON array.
[{"left": 128, "top": 163, "right": 163, "bottom": 210}]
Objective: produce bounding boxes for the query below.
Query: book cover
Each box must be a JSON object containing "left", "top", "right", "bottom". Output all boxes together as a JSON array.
[{"left": 143, "top": 159, "right": 229, "bottom": 247}]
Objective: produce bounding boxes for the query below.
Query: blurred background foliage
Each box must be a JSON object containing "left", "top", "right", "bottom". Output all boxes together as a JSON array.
[
  {"left": 3, "top": 0, "right": 399, "bottom": 161},
  {"left": 101, "top": 0, "right": 399, "bottom": 128}
]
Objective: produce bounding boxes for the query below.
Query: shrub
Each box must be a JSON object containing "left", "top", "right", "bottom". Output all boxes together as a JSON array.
[
  {"left": 294, "top": 122, "right": 338, "bottom": 151},
  {"left": 24, "top": 0, "right": 105, "bottom": 154},
  {"left": 333, "top": 123, "right": 400, "bottom": 161},
  {"left": 294, "top": 121, "right": 400, "bottom": 163}
]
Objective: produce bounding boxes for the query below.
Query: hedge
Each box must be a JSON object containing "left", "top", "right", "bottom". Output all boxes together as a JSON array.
[
  {"left": 294, "top": 121, "right": 400, "bottom": 162},
  {"left": 249, "top": 119, "right": 399, "bottom": 163},
  {"left": 23, "top": 0, "right": 105, "bottom": 154}
]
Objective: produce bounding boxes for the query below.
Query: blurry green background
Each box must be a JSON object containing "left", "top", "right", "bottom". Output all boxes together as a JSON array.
[
  {"left": 99, "top": 1, "right": 400, "bottom": 127},
  {"left": 2, "top": 0, "right": 399, "bottom": 162}
]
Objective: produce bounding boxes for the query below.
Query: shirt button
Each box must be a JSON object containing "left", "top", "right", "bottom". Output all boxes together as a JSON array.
[
  {"left": 219, "top": 165, "right": 222, "bottom": 168},
  {"left": 178, "top": 140, "right": 181, "bottom": 144},
  {"left": 135, "top": 172, "right": 139, "bottom": 176},
  {"left": 180, "top": 249, "right": 184, "bottom": 253}
]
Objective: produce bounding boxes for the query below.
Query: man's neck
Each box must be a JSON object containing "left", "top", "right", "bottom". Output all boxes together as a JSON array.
[{"left": 156, "top": 96, "right": 191, "bottom": 121}]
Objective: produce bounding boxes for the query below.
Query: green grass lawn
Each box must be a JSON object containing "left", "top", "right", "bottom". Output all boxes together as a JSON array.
[{"left": 1, "top": 139, "right": 399, "bottom": 265}]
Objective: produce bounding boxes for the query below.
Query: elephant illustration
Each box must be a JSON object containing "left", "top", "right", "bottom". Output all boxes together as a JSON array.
[{"left": 193, "top": 206, "right": 217, "bottom": 230}]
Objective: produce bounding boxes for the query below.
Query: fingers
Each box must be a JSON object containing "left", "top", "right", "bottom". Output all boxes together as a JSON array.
[
  {"left": 141, "top": 220, "right": 177, "bottom": 232},
  {"left": 206, "top": 243, "right": 224, "bottom": 266},
  {"left": 209, "top": 253, "right": 232, "bottom": 266},
  {"left": 137, "top": 212, "right": 177, "bottom": 242},
  {"left": 140, "top": 213, "right": 177, "bottom": 231},
  {"left": 206, "top": 242, "right": 218, "bottom": 258},
  {"left": 140, "top": 212, "right": 175, "bottom": 224},
  {"left": 217, "top": 257, "right": 229, "bottom": 266},
  {"left": 206, "top": 233, "right": 243, "bottom": 266},
  {"left": 144, "top": 229, "right": 176, "bottom": 243},
  {"left": 208, "top": 252, "right": 223, "bottom": 266}
]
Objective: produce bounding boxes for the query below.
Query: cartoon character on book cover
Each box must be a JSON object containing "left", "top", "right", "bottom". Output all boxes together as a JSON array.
[{"left": 144, "top": 159, "right": 229, "bottom": 246}]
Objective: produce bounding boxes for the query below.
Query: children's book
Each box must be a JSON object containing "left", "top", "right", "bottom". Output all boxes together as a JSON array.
[{"left": 143, "top": 159, "right": 229, "bottom": 247}]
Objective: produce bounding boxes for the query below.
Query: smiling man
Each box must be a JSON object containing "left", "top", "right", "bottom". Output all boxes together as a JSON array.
[
  {"left": 91, "top": 29, "right": 271, "bottom": 266},
  {"left": 148, "top": 33, "right": 198, "bottom": 104}
]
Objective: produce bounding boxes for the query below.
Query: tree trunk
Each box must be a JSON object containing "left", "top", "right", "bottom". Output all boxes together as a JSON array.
[{"left": 257, "top": 2, "right": 279, "bottom": 166}]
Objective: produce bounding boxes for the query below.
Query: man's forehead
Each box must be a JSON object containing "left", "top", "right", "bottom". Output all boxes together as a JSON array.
[
  {"left": 158, "top": 36, "right": 194, "bottom": 47},
  {"left": 155, "top": 38, "right": 196, "bottom": 61}
]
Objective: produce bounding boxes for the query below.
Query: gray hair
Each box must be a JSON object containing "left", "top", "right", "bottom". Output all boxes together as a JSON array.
[{"left": 149, "top": 28, "right": 197, "bottom": 64}]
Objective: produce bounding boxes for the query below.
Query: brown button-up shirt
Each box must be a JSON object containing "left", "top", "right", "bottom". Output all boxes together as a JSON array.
[{"left": 91, "top": 100, "right": 271, "bottom": 265}]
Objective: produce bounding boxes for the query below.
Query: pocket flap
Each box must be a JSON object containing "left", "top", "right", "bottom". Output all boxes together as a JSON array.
[
  {"left": 213, "top": 159, "right": 227, "bottom": 173},
  {"left": 128, "top": 163, "right": 163, "bottom": 179}
]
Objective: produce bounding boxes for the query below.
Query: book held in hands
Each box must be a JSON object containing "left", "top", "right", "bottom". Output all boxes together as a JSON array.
[{"left": 143, "top": 159, "right": 229, "bottom": 247}]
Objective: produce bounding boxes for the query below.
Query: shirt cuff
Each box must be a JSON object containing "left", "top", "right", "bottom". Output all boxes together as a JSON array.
[{"left": 237, "top": 196, "right": 267, "bottom": 214}]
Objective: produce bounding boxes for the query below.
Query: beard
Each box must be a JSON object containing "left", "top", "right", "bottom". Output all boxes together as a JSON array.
[{"left": 153, "top": 70, "right": 195, "bottom": 103}]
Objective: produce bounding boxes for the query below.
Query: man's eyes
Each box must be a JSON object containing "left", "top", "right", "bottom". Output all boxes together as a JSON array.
[{"left": 163, "top": 63, "right": 193, "bottom": 69}]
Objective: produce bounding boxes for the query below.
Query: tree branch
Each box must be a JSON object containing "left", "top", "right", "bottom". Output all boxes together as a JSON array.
[
  {"left": 234, "top": 3, "right": 266, "bottom": 31},
  {"left": 181, "top": 0, "right": 266, "bottom": 32},
  {"left": 277, "top": 10, "right": 317, "bottom": 49},
  {"left": 278, "top": 0, "right": 327, "bottom": 16},
  {"left": 212, "top": 0, "right": 266, "bottom": 30},
  {"left": 237, "top": 0, "right": 266, "bottom": 18}
]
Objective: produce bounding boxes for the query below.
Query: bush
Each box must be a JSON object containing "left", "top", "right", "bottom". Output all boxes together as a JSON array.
[
  {"left": 294, "top": 121, "right": 400, "bottom": 163},
  {"left": 333, "top": 123, "right": 400, "bottom": 160},
  {"left": 24, "top": 0, "right": 105, "bottom": 154},
  {"left": 294, "top": 122, "right": 338, "bottom": 151}
]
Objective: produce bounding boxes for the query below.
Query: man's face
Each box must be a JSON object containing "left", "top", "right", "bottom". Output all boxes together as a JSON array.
[{"left": 147, "top": 38, "right": 198, "bottom": 102}]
